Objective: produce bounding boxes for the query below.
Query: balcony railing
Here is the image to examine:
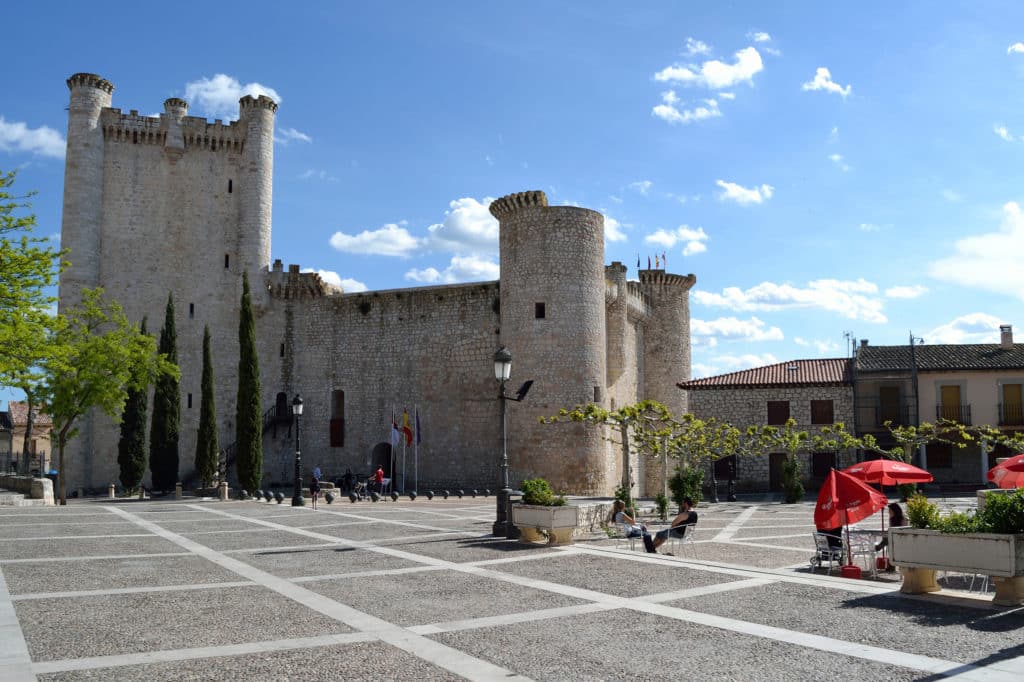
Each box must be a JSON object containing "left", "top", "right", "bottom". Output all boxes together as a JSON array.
[
  {"left": 936, "top": 403, "right": 971, "bottom": 425},
  {"left": 999, "top": 403, "right": 1024, "bottom": 426},
  {"left": 855, "top": 400, "right": 913, "bottom": 429}
]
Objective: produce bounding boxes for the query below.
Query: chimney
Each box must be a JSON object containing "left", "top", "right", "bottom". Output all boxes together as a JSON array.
[
  {"left": 860, "top": 339, "right": 869, "bottom": 347},
  {"left": 1001, "top": 325, "right": 1013, "bottom": 350}
]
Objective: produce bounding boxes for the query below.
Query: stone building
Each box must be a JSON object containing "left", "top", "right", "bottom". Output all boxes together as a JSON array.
[
  {"left": 678, "top": 358, "right": 855, "bottom": 492},
  {"left": 57, "top": 73, "right": 696, "bottom": 496},
  {"left": 2, "top": 402, "right": 52, "bottom": 475}
]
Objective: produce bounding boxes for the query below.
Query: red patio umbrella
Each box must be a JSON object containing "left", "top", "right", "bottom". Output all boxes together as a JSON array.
[
  {"left": 986, "top": 454, "right": 1024, "bottom": 489},
  {"left": 842, "top": 459, "right": 933, "bottom": 487},
  {"left": 815, "top": 469, "right": 889, "bottom": 574}
]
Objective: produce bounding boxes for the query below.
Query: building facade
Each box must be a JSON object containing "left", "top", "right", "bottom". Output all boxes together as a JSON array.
[{"left": 57, "top": 73, "right": 696, "bottom": 496}]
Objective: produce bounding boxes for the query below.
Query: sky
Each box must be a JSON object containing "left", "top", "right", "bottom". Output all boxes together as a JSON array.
[{"left": 4, "top": 1, "right": 1024, "bottom": 408}]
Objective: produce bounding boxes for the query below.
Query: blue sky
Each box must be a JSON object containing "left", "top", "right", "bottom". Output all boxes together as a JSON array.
[{"left": 4, "top": 1, "right": 1024, "bottom": 408}]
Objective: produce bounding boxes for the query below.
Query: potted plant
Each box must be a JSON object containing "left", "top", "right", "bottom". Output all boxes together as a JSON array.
[
  {"left": 890, "top": 491, "right": 1024, "bottom": 606},
  {"left": 511, "top": 477, "right": 578, "bottom": 545}
]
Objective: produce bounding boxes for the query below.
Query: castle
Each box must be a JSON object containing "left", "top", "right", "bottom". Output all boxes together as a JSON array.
[{"left": 58, "top": 73, "right": 696, "bottom": 496}]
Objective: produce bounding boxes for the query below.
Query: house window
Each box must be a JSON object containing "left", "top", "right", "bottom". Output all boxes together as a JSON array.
[
  {"left": 535, "top": 302, "right": 546, "bottom": 319},
  {"left": 767, "top": 401, "right": 790, "bottom": 425},
  {"left": 927, "top": 442, "right": 952, "bottom": 468},
  {"left": 330, "top": 389, "right": 345, "bottom": 447},
  {"left": 1002, "top": 383, "right": 1023, "bottom": 426},
  {"left": 811, "top": 400, "right": 834, "bottom": 425}
]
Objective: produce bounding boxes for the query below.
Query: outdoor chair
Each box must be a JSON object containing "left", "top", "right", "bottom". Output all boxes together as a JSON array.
[
  {"left": 611, "top": 523, "right": 642, "bottom": 551},
  {"left": 845, "top": 532, "right": 878, "bottom": 578},
  {"left": 810, "top": 532, "right": 844, "bottom": 574},
  {"left": 669, "top": 523, "right": 697, "bottom": 557}
]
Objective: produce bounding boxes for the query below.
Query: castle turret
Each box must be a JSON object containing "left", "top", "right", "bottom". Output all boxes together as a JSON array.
[
  {"left": 162, "top": 97, "right": 188, "bottom": 156},
  {"left": 60, "top": 73, "right": 113, "bottom": 310},
  {"left": 492, "top": 190, "right": 610, "bottom": 494},
  {"left": 639, "top": 269, "right": 697, "bottom": 415},
  {"left": 237, "top": 94, "right": 276, "bottom": 292}
]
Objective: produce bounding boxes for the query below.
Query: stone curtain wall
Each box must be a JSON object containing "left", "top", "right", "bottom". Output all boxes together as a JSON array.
[{"left": 687, "top": 385, "right": 855, "bottom": 491}]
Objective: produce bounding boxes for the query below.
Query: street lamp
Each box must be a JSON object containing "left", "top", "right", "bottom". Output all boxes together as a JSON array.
[
  {"left": 493, "top": 347, "right": 512, "bottom": 536},
  {"left": 291, "top": 394, "right": 304, "bottom": 507}
]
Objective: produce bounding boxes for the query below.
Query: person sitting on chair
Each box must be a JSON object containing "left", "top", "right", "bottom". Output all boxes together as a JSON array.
[
  {"left": 652, "top": 497, "right": 698, "bottom": 552},
  {"left": 373, "top": 466, "right": 385, "bottom": 493},
  {"left": 609, "top": 500, "right": 655, "bottom": 553},
  {"left": 820, "top": 526, "right": 844, "bottom": 549},
  {"left": 875, "top": 502, "right": 905, "bottom": 551}
]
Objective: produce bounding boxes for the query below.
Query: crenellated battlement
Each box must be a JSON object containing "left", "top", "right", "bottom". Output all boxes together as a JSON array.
[
  {"left": 99, "top": 108, "right": 248, "bottom": 151},
  {"left": 164, "top": 97, "right": 188, "bottom": 112},
  {"left": 268, "top": 261, "right": 331, "bottom": 300},
  {"left": 67, "top": 72, "right": 114, "bottom": 94},
  {"left": 239, "top": 94, "right": 279, "bottom": 113},
  {"left": 488, "top": 190, "right": 548, "bottom": 220},
  {"left": 638, "top": 269, "right": 697, "bottom": 290}
]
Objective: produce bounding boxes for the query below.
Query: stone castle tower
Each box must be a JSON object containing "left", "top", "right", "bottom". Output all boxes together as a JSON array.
[{"left": 58, "top": 73, "right": 695, "bottom": 497}]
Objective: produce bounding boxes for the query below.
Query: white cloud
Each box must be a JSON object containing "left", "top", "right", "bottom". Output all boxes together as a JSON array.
[
  {"left": 926, "top": 313, "right": 1008, "bottom": 344},
  {"left": 685, "top": 37, "right": 712, "bottom": 55},
  {"left": 404, "top": 255, "right": 499, "bottom": 284},
  {"left": 801, "top": 67, "right": 851, "bottom": 98},
  {"left": 184, "top": 74, "right": 281, "bottom": 120},
  {"left": 1008, "top": 42, "right": 1024, "bottom": 54},
  {"left": 0, "top": 117, "right": 65, "bottom": 158},
  {"left": 655, "top": 46, "right": 764, "bottom": 90},
  {"left": 691, "top": 353, "right": 781, "bottom": 378},
  {"left": 794, "top": 337, "right": 842, "bottom": 354},
  {"left": 995, "top": 125, "right": 1015, "bottom": 142},
  {"left": 927, "top": 201, "right": 1024, "bottom": 300},
  {"left": 829, "top": 126, "right": 840, "bottom": 142},
  {"left": 602, "top": 213, "right": 627, "bottom": 242},
  {"left": 942, "top": 189, "right": 962, "bottom": 202},
  {"left": 628, "top": 180, "right": 653, "bottom": 195},
  {"left": 328, "top": 222, "right": 421, "bottom": 257},
  {"left": 885, "top": 285, "right": 928, "bottom": 299},
  {"left": 645, "top": 225, "right": 709, "bottom": 255},
  {"left": 858, "top": 223, "right": 881, "bottom": 232},
  {"left": 691, "top": 316, "right": 784, "bottom": 343},
  {"left": 694, "top": 278, "right": 887, "bottom": 323},
  {"left": 275, "top": 127, "right": 312, "bottom": 145},
  {"left": 426, "top": 197, "right": 499, "bottom": 254},
  {"left": 750, "top": 32, "right": 771, "bottom": 43},
  {"left": 299, "top": 268, "right": 367, "bottom": 293},
  {"left": 715, "top": 179, "right": 774, "bottom": 205},
  {"left": 340, "top": 277, "right": 368, "bottom": 293},
  {"left": 652, "top": 95, "right": 721, "bottom": 125},
  {"left": 828, "top": 153, "right": 850, "bottom": 171},
  {"left": 718, "top": 92, "right": 736, "bottom": 100}
]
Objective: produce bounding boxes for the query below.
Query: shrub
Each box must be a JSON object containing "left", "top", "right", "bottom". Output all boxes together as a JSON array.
[
  {"left": 906, "top": 494, "right": 940, "bottom": 529},
  {"left": 520, "top": 478, "right": 566, "bottom": 506},
  {"left": 897, "top": 483, "right": 917, "bottom": 501},
  {"left": 977, "top": 488, "right": 1024, "bottom": 534},
  {"left": 670, "top": 466, "right": 703, "bottom": 509},
  {"left": 782, "top": 456, "right": 804, "bottom": 504},
  {"left": 654, "top": 493, "right": 669, "bottom": 521}
]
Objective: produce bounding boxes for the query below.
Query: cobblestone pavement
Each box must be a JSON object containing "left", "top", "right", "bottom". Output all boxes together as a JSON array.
[{"left": 1, "top": 493, "right": 1022, "bottom": 681}]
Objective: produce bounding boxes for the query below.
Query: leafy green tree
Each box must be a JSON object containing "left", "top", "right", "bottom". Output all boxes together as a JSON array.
[
  {"left": 235, "top": 272, "right": 262, "bottom": 492},
  {"left": 756, "top": 419, "right": 858, "bottom": 503},
  {"left": 194, "top": 325, "right": 218, "bottom": 488},
  {"left": 150, "top": 294, "right": 180, "bottom": 491},
  {"left": 41, "top": 289, "right": 177, "bottom": 504},
  {"left": 116, "top": 317, "right": 150, "bottom": 492}
]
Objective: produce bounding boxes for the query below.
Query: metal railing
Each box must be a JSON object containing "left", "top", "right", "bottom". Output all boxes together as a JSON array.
[
  {"left": 999, "top": 403, "right": 1024, "bottom": 426},
  {"left": 935, "top": 403, "right": 971, "bottom": 424}
]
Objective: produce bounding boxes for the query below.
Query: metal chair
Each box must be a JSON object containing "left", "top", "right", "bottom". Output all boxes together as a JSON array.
[
  {"left": 845, "top": 532, "right": 878, "bottom": 578},
  {"left": 670, "top": 523, "right": 697, "bottom": 557},
  {"left": 811, "top": 532, "right": 844, "bottom": 574}
]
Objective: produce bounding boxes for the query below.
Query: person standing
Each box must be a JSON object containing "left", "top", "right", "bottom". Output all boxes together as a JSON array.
[
  {"left": 310, "top": 476, "right": 321, "bottom": 510},
  {"left": 312, "top": 464, "right": 322, "bottom": 481}
]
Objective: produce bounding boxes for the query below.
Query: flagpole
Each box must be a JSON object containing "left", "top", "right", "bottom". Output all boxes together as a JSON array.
[
  {"left": 414, "top": 405, "right": 419, "bottom": 492},
  {"left": 402, "top": 439, "right": 407, "bottom": 493}
]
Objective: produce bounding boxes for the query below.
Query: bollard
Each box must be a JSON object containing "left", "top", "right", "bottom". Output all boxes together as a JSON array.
[
  {"left": 219, "top": 481, "right": 228, "bottom": 501},
  {"left": 108, "top": 483, "right": 115, "bottom": 499},
  {"left": 174, "top": 482, "right": 183, "bottom": 500}
]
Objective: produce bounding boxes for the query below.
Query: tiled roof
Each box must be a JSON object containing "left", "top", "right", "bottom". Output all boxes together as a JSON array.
[
  {"left": 7, "top": 401, "right": 52, "bottom": 427},
  {"left": 855, "top": 343, "right": 1024, "bottom": 372},
  {"left": 677, "top": 358, "right": 852, "bottom": 390}
]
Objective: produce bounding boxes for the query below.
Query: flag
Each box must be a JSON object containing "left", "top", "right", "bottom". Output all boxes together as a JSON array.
[
  {"left": 415, "top": 407, "right": 422, "bottom": 445},
  {"left": 636, "top": 253, "right": 640, "bottom": 268},
  {"left": 662, "top": 252, "right": 667, "bottom": 268},
  {"left": 647, "top": 255, "right": 651, "bottom": 269},
  {"left": 655, "top": 255, "right": 659, "bottom": 269},
  {"left": 390, "top": 409, "right": 400, "bottom": 446},
  {"left": 402, "top": 407, "right": 413, "bottom": 446}
]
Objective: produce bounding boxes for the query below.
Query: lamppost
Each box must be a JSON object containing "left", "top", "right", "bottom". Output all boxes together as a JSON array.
[
  {"left": 291, "top": 394, "right": 304, "bottom": 507},
  {"left": 492, "top": 347, "right": 512, "bottom": 537}
]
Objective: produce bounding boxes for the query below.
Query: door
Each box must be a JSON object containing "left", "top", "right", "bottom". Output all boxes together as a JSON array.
[
  {"left": 878, "top": 386, "right": 901, "bottom": 425},
  {"left": 769, "top": 453, "right": 786, "bottom": 492},
  {"left": 940, "top": 385, "right": 961, "bottom": 421}
]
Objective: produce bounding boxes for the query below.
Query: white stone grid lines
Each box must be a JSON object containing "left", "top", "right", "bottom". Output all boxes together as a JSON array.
[{"left": 0, "top": 499, "right": 1021, "bottom": 680}]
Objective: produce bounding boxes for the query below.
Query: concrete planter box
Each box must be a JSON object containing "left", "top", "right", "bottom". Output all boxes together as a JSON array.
[
  {"left": 512, "top": 504, "right": 579, "bottom": 545},
  {"left": 890, "top": 527, "right": 1024, "bottom": 606}
]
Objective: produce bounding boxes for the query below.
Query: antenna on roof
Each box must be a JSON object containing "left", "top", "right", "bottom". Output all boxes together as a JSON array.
[{"left": 843, "top": 330, "right": 855, "bottom": 357}]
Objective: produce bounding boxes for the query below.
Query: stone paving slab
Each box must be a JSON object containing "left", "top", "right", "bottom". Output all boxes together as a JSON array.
[
  {"left": 3, "top": 554, "right": 245, "bottom": 594},
  {"left": 180, "top": 530, "right": 335, "bottom": 551},
  {"left": 306, "top": 567, "right": 587, "bottom": 627},
  {"left": 16, "top": 585, "right": 353, "bottom": 660},
  {"left": 677, "top": 580, "right": 1024, "bottom": 665},
  {"left": 0, "top": 523, "right": 140, "bottom": 539},
  {"left": 237, "top": 545, "right": 424, "bottom": 578},
  {"left": 0, "top": 535, "right": 179, "bottom": 561},
  {"left": 312, "top": 522, "right": 471, "bottom": 542},
  {"left": 35, "top": 641, "right": 461, "bottom": 681},
  {"left": 733, "top": 526, "right": 816, "bottom": 539},
  {"left": 432, "top": 608, "right": 926, "bottom": 681},
  {"left": 489, "top": 553, "right": 745, "bottom": 598},
  {"left": 686, "top": 542, "right": 811, "bottom": 569},
  {"left": 379, "top": 536, "right": 557, "bottom": 563},
  {"left": 147, "top": 519, "right": 268, "bottom": 533}
]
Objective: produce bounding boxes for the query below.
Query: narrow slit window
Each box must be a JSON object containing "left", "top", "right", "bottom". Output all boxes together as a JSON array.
[
  {"left": 535, "top": 302, "right": 546, "bottom": 319},
  {"left": 187, "top": 393, "right": 192, "bottom": 409},
  {"left": 280, "top": 343, "right": 285, "bottom": 358},
  {"left": 228, "top": 179, "right": 233, "bottom": 193},
  {"left": 188, "top": 303, "right": 194, "bottom": 319},
  {"left": 224, "top": 254, "right": 230, "bottom": 269}
]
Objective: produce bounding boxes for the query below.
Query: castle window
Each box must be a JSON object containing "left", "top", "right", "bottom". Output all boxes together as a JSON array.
[
  {"left": 224, "top": 254, "right": 230, "bottom": 269},
  {"left": 330, "top": 390, "right": 345, "bottom": 447},
  {"left": 187, "top": 393, "right": 193, "bottom": 409},
  {"left": 132, "top": 131, "right": 138, "bottom": 144},
  {"left": 280, "top": 343, "right": 285, "bottom": 358},
  {"left": 535, "top": 302, "right": 546, "bottom": 319},
  {"left": 228, "top": 179, "right": 233, "bottom": 194},
  {"left": 188, "top": 303, "right": 194, "bottom": 319}
]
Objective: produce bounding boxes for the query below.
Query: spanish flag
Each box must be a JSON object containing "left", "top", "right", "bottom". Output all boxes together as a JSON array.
[{"left": 402, "top": 408, "right": 414, "bottom": 446}]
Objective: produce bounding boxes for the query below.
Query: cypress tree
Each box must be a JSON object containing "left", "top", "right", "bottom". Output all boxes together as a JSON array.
[
  {"left": 150, "top": 294, "right": 180, "bottom": 491},
  {"left": 117, "top": 317, "right": 149, "bottom": 492},
  {"left": 195, "top": 325, "right": 218, "bottom": 487},
  {"left": 235, "top": 273, "right": 262, "bottom": 492}
]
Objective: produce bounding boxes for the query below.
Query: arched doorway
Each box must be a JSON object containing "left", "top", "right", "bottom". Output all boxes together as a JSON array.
[{"left": 370, "top": 442, "right": 393, "bottom": 479}]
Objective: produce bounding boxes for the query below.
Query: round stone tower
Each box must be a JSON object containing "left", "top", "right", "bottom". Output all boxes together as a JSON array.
[
  {"left": 60, "top": 73, "right": 113, "bottom": 311},
  {"left": 237, "top": 94, "right": 276, "bottom": 298},
  {"left": 491, "top": 190, "right": 610, "bottom": 495}
]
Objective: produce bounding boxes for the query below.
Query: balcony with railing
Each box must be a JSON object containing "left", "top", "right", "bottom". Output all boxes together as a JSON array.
[
  {"left": 854, "top": 400, "right": 914, "bottom": 430},
  {"left": 999, "top": 402, "right": 1024, "bottom": 426},
  {"left": 936, "top": 403, "right": 971, "bottom": 425}
]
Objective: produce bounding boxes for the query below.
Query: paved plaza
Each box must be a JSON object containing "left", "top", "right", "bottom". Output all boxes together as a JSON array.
[{"left": 1, "top": 494, "right": 1023, "bottom": 681}]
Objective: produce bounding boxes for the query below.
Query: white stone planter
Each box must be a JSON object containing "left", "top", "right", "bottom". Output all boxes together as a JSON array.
[
  {"left": 512, "top": 504, "right": 580, "bottom": 545},
  {"left": 890, "top": 527, "right": 1024, "bottom": 606}
]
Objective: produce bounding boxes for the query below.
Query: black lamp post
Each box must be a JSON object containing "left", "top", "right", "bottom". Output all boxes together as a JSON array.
[
  {"left": 492, "top": 347, "right": 512, "bottom": 537},
  {"left": 291, "top": 394, "right": 304, "bottom": 507}
]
